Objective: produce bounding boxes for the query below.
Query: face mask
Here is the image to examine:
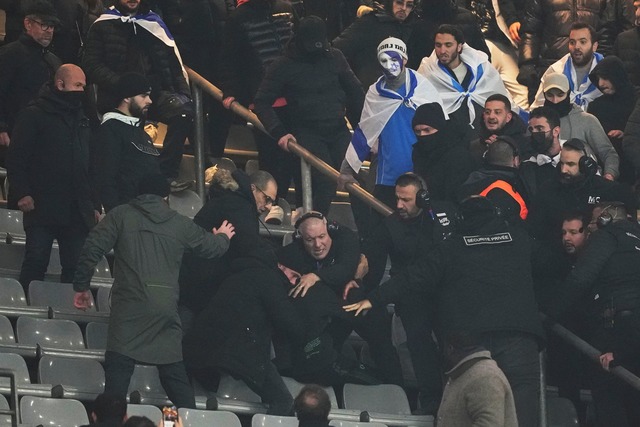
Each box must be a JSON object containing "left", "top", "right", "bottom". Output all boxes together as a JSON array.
[
  {"left": 378, "top": 51, "right": 404, "bottom": 79},
  {"left": 415, "top": 132, "right": 446, "bottom": 151},
  {"left": 530, "top": 131, "right": 553, "bottom": 155},
  {"left": 57, "top": 90, "right": 85, "bottom": 107},
  {"left": 544, "top": 96, "right": 572, "bottom": 117}
]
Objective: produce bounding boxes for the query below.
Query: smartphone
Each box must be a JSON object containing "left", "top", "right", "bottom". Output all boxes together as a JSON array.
[{"left": 162, "top": 406, "right": 178, "bottom": 427}]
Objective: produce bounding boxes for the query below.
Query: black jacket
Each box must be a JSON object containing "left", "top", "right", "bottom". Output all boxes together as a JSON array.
[
  {"left": 183, "top": 253, "right": 310, "bottom": 388},
  {"left": 623, "top": 98, "right": 640, "bottom": 171},
  {"left": 519, "top": 0, "right": 632, "bottom": 67},
  {"left": 362, "top": 205, "right": 455, "bottom": 292},
  {"left": 97, "top": 112, "right": 161, "bottom": 212},
  {"left": 469, "top": 114, "right": 532, "bottom": 166},
  {"left": 613, "top": 27, "right": 640, "bottom": 96},
  {"left": 179, "top": 170, "right": 271, "bottom": 312},
  {"left": 253, "top": 44, "right": 364, "bottom": 140},
  {"left": 6, "top": 85, "right": 97, "bottom": 229},
  {"left": 588, "top": 56, "right": 638, "bottom": 134},
  {"left": 83, "top": 6, "right": 190, "bottom": 110},
  {"left": 0, "top": 34, "right": 61, "bottom": 134},
  {"left": 369, "top": 218, "right": 544, "bottom": 342},
  {"left": 277, "top": 224, "right": 361, "bottom": 295},
  {"left": 217, "top": 0, "right": 293, "bottom": 105}
]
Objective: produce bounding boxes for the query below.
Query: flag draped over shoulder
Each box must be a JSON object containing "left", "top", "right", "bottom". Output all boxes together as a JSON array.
[
  {"left": 345, "top": 69, "right": 446, "bottom": 172},
  {"left": 417, "top": 45, "right": 514, "bottom": 126},
  {"left": 532, "top": 52, "right": 603, "bottom": 110},
  {"left": 94, "top": 7, "right": 188, "bottom": 83}
]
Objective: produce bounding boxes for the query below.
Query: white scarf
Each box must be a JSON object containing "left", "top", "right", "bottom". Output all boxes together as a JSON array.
[
  {"left": 417, "top": 45, "right": 514, "bottom": 126},
  {"left": 345, "top": 69, "right": 446, "bottom": 171}
]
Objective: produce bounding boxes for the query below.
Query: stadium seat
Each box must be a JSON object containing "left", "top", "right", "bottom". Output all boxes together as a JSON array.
[
  {"left": 128, "top": 404, "right": 162, "bottom": 423},
  {"left": 0, "top": 209, "right": 24, "bottom": 240},
  {"left": 210, "top": 157, "right": 237, "bottom": 172},
  {"left": 0, "top": 277, "right": 26, "bottom": 306},
  {"left": 20, "top": 396, "right": 89, "bottom": 427},
  {"left": 27, "top": 281, "right": 96, "bottom": 311},
  {"left": 547, "top": 396, "right": 579, "bottom": 427},
  {"left": 179, "top": 408, "right": 242, "bottom": 427},
  {"left": 330, "top": 422, "right": 388, "bottom": 427},
  {"left": 16, "top": 316, "right": 85, "bottom": 350},
  {"left": 282, "top": 232, "right": 294, "bottom": 246},
  {"left": 96, "top": 286, "right": 111, "bottom": 312},
  {"left": 0, "top": 315, "right": 14, "bottom": 343},
  {"left": 168, "top": 190, "right": 202, "bottom": 218},
  {"left": 0, "top": 243, "right": 25, "bottom": 272},
  {"left": 0, "top": 353, "right": 51, "bottom": 398},
  {"left": 251, "top": 413, "right": 298, "bottom": 427},
  {"left": 342, "top": 383, "right": 411, "bottom": 415},
  {"left": 327, "top": 202, "right": 357, "bottom": 231},
  {"left": 281, "top": 377, "right": 338, "bottom": 408},
  {"left": 38, "top": 355, "right": 105, "bottom": 401},
  {"left": 245, "top": 159, "right": 259, "bottom": 176},
  {"left": 215, "top": 374, "right": 268, "bottom": 415},
  {"left": 85, "top": 321, "right": 109, "bottom": 350},
  {"left": 0, "top": 393, "right": 11, "bottom": 426},
  {"left": 128, "top": 364, "right": 168, "bottom": 405}
]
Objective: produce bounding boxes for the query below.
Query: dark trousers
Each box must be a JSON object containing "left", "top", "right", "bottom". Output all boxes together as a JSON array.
[
  {"left": 482, "top": 331, "right": 540, "bottom": 427},
  {"left": 295, "top": 124, "right": 351, "bottom": 215},
  {"left": 158, "top": 113, "right": 194, "bottom": 180},
  {"left": 397, "top": 300, "right": 442, "bottom": 412},
  {"left": 20, "top": 223, "right": 88, "bottom": 289},
  {"left": 254, "top": 128, "right": 300, "bottom": 202},
  {"left": 245, "top": 362, "right": 294, "bottom": 416},
  {"left": 104, "top": 351, "right": 196, "bottom": 409}
]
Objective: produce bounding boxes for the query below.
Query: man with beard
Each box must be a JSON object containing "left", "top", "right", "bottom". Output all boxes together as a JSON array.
[
  {"left": 469, "top": 94, "right": 530, "bottom": 166},
  {"left": 337, "top": 37, "right": 445, "bottom": 233},
  {"left": 418, "top": 25, "right": 515, "bottom": 141},
  {"left": 528, "top": 139, "right": 635, "bottom": 245},
  {"left": 531, "top": 23, "right": 605, "bottom": 110},
  {"left": 6, "top": 64, "right": 99, "bottom": 289},
  {"left": 97, "top": 72, "right": 161, "bottom": 212},
  {"left": 541, "top": 72, "right": 619, "bottom": 180},
  {"left": 83, "top": 0, "right": 193, "bottom": 187}
]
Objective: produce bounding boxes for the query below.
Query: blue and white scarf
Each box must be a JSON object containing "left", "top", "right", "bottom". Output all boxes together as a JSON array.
[{"left": 345, "top": 69, "right": 445, "bottom": 171}]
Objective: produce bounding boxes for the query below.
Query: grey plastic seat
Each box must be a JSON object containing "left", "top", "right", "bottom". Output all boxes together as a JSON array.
[
  {"left": 251, "top": 413, "right": 298, "bottom": 427},
  {"left": 168, "top": 190, "right": 202, "bottom": 218},
  {"left": 0, "top": 393, "right": 11, "bottom": 426},
  {"left": 179, "top": 408, "right": 242, "bottom": 427},
  {"left": 547, "top": 396, "right": 579, "bottom": 427},
  {"left": 0, "top": 353, "right": 31, "bottom": 389},
  {"left": 0, "top": 315, "right": 15, "bottom": 343},
  {"left": 129, "top": 364, "right": 167, "bottom": 396},
  {"left": 282, "top": 232, "right": 294, "bottom": 246},
  {"left": 38, "top": 355, "right": 105, "bottom": 396},
  {"left": 85, "top": 321, "right": 109, "bottom": 349},
  {"left": 281, "top": 377, "right": 338, "bottom": 408},
  {"left": 96, "top": 286, "right": 111, "bottom": 312},
  {"left": 0, "top": 208, "right": 24, "bottom": 239},
  {"left": 0, "top": 277, "right": 26, "bottom": 306},
  {"left": 27, "top": 281, "right": 96, "bottom": 311},
  {"left": 342, "top": 383, "right": 411, "bottom": 415},
  {"left": 0, "top": 243, "right": 25, "bottom": 271},
  {"left": 329, "top": 421, "right": 387, "bottom": 427},
  {"left": 16, "top": 316, "right": 85, "bottom": 350},
  {"left": 210, "top": 157, "right": 237, "bottom": 172},
  {"left": 217, "top": 374, "right": 261, "bottom": 402},
  {"left": 327, "top": 202, "right": 358, "bottom": 231},
  {"left": 20, "top": 396, "right": 89, "bottom": 427},
  {"left": 127, "top": 404, "right": 162, "bottom": 423}
]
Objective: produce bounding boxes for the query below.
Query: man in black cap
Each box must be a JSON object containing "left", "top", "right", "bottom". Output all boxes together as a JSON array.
[
  {"left": 0, "top": 0, "right": 61, "bottom": 166},
  {"left": 7, "top": 63, "right": 99, "bottom": 289},
  {"left": 253, "top": 16, "right": 364, "bottom": 215},
  {"left": 97, "top": 72, "right": 162, "bottom": 213},
  {"left": 411, "top": 102, "right": 476, "bottom": 202}
]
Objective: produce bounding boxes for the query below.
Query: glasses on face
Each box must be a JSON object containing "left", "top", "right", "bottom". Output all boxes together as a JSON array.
[
  {"left": 394, "top": 0, "right": 415, "bottom": 9},
  {"left": 29, "top": 19, "right": 55, "bottom": 32},
  {"left": 257, "top": 187, "right": 276, "bottom": 206}
]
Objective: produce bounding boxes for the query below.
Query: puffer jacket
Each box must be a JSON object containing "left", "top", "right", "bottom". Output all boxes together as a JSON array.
[
  {"left": 519, "top": 0, "right": 633, "bottom": 68},
  {"left": 613, "top": 26, "right": 640, "bottom": 96}
]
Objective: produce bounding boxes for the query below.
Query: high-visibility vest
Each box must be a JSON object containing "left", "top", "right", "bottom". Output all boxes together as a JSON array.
[{"left": 479, "top": 180, "right": 529, "bottom": 220}]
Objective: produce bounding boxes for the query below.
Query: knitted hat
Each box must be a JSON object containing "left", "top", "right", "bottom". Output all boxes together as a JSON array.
[
  {"left": 412, "top": 102, "right": 447, "bottom": 131},
  {"left": 115, "top": 72, "right": 152, "bottom": 102},
  {"left": 296, "top": 16, "right": 329, "bottom": 53},
  {"left": 377, "top": 37, "right": 408, "bottom": 60},
  {"left": 137, "top": 174, "right": 170, "bottom": 198},
  {"left": 23, "top": 0, "right": 60, "bottom": 26}
]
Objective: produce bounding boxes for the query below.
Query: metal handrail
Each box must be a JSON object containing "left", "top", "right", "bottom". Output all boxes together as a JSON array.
[
  {"left": 186, "top": 67, "right": 393, "bottom": 216},
  {"left": 0, "top": 368, "right": 20, "bottom": 426}
]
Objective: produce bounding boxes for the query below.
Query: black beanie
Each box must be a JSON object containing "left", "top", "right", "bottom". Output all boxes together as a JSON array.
[
  {"left": 115, "top": 73, "right": 152, "bottom": 102},
  {"left": 296, "top": 16, "right": 329, "bottom": 54},
  {"left": 137, "top": 174, "right": 170, "bottom": 198},
  {"left": 412, "top": 103, "right": 448, "bottom": 131}
]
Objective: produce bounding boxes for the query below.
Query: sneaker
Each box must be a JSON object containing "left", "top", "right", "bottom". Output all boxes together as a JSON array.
[
  {"left": 169, "top": 179, "right": 193, "bottom": 192},
  {"left": 265, "top": 206, "right": 284, "bottom": 225}
]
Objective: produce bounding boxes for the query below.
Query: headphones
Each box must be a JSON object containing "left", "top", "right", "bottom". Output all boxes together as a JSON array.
[
  {"left": 398, "top": 172, "right": 431, "bottom": 209},
  {"left": 293, "top": 211, "right": 339, "bottom": 239},
  {"left": 563, "top": 139, "right": 598, "bottom": 177},
  {"left": 595, "top": 202, "right": 625, "bottom": 229},
  {"left": 455, "top": 195, "right": 502, "bottom": 223}
]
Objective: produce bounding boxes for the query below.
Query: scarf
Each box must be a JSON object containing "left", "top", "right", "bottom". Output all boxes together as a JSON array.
[
  {"left": 417, "top": 44, "right": 516, "bottom": 127},
  {"left": 344, "top": 69, "right": 446, "bottom": 171},
  {"left": 94, "top": 7, "right": 188, "bottom": 83}
]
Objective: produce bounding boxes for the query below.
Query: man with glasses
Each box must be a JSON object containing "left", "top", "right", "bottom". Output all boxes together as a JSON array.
[
  {"left": 178, "top": 169, "right": 279, "bottom": 331},
  {"left": 0, "top": 0, "right": 61, "bottom": 166}
]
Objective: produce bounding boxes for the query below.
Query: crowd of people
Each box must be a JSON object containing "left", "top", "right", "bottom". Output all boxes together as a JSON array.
[{"left": 2, "top": 0, "right": 640, "bottom": 425}]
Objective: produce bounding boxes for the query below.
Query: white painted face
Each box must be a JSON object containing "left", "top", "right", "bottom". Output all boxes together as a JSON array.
[{"left": 378, "top": 51, "right": 403, "bottom": 79}]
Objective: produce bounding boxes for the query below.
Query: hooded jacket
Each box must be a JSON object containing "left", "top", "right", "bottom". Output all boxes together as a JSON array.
[
  {"left": 6, "top": 84, "right": 97, "bottom": 229},
  {"left": 588, "top": 55, "right": 638, "bottom": 134},
  {"left": 613, "top": 26, "right": 640, "bottom": 96},
  {"left": 73, "top": 194, "right": 231, "bottom": 364}
]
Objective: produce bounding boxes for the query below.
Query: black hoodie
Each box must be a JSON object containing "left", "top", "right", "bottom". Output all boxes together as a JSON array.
[{"left": 588, "top": 55, "right": 638, "bottom": 134}]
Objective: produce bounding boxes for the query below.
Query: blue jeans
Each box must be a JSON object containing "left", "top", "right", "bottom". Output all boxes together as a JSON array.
[{"left": 20, "top": 224, "right": 88, "bottom": 289}]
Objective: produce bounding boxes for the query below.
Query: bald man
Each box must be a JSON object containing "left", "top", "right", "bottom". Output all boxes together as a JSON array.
[{"left": 7, "top": 63, "right": 100, "bottom": 290}]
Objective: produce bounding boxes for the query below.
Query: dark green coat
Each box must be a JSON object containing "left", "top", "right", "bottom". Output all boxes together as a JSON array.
[{"left": 74, "top": 194, "right": 230, "bottom": 364}]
